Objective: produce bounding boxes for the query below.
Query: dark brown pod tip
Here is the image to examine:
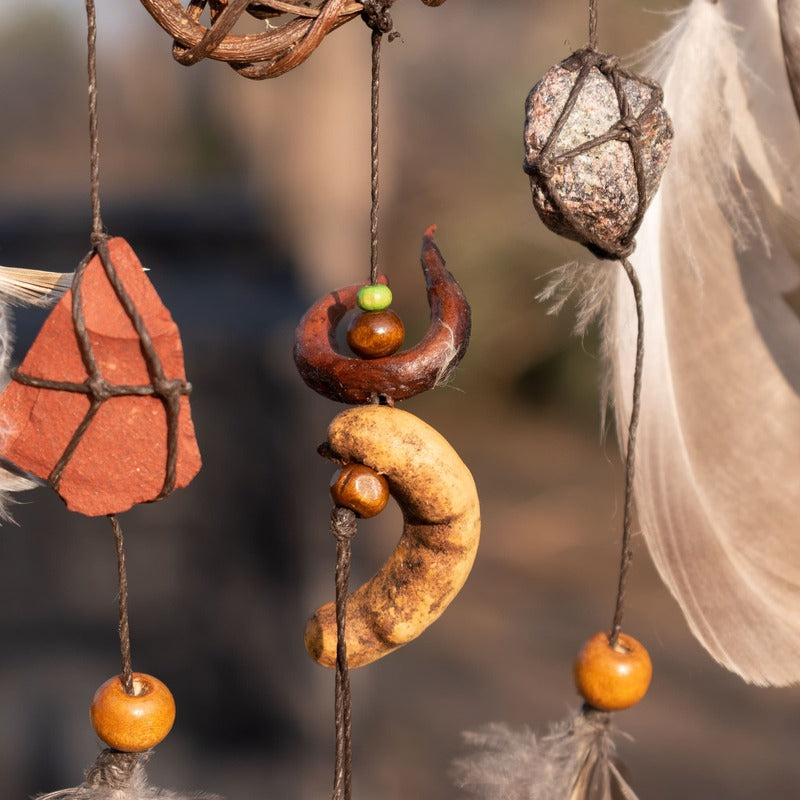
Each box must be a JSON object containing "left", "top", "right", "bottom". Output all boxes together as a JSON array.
[{"left": 293, "top": 225, "right": 471, "bottom": 404}]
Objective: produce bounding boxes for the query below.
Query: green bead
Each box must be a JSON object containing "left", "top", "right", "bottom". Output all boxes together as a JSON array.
[{"left": 357, "top": 284, "right": 393, "bottom": 311}]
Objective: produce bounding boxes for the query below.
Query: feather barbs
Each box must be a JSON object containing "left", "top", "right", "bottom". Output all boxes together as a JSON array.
[{"left": 454, "top": 711, "right": 640, "bottom": 800}]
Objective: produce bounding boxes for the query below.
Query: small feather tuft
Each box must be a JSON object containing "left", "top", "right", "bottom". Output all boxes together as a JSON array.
[
  {"left": 537, "top": 261, "right": 617, "bottom": 338},
  {"left": 453, "top": 711, "right": 638, "bottom": 800},
  {"left": 34, "top": 757, "right": 221, "bottom": 800}
]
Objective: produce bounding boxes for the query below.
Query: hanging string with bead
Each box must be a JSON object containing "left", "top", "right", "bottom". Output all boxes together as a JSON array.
[
  {"left": 327, "top": 10, "right": 399, "bottom": 799},
  {"left": 455, "top": 1, "right": 672, "bottom": 797},
  {"left": 330, "top": 506, "right": 357, "bottom": 800},
  {"left": 342, "top": 2, "right": 406, "bottom": 400},
  {"left": 523, "top": 0, "right": 668, "bottom": 651},
  {"left": 328, "top": 461, "right": 392, "bottom": 800},
  {"left": 31, "top": 3, "right": 208, "bottom": 798}
]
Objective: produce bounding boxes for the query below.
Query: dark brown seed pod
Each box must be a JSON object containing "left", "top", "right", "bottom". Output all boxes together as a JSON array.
[
  {"left": 523, "top": 48, "right": 672, "bottom": 260},
  {"left": 293, "top": 225, "right": 471, "bottom": 404}
]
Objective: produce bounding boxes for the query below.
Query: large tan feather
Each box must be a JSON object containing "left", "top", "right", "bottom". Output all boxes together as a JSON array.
[{"left": 611, "top": 0, "right": 800, "bottom": 685}]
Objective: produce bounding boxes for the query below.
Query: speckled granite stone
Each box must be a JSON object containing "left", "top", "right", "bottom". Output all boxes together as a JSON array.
[{"left": 524, "top": 52, "right": 672, "bottom": 258}]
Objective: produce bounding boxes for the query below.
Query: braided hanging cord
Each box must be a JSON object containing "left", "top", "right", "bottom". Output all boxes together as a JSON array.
[
  {"left": 330, "top": 506, "right": 357, "bottom": 800},
  {"left": 610, "top": 257, "right": 644, "bottom": 646},
  {"left": 361, "top": 0, "right": 396, "bottom": 285},
  {"left": 109, "top": 514, "right": 135, "bottom": 695}
]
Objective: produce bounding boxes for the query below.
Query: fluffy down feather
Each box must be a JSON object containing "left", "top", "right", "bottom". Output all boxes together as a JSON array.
[
  {"left": 34, "top": 757, "right": 220, "bottom": 800},
  {"left": 453, "top": 712, "right": 638, "bottom": 800}
]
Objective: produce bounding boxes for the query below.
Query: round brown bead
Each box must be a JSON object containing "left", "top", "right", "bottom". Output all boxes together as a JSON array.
[
  {"left": 346, "top": 309, "right": 405, "bottom": 359},
  {"left": 90, "top": 672, "right": 176, "bottom": 752},
  {"left": 330, "top": 463, "right": 390, "bottom": 518},
  {"left": 573, "top": 631, "right": 652, "bottom": 711}
]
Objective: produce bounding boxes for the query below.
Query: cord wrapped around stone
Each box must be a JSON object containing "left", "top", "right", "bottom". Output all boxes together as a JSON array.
[
  {"left": 523, "top": 46, "right": 672, "bottom": 260},
  {"left": 138, "top": 0, "right": 445, "bottom": 79}
]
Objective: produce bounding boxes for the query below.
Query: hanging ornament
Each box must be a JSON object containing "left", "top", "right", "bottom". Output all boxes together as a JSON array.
[
  {"left": 456, "top": 2, "right": 671, "bottom": 797},
  {"left": 602, "top": 0, "right": 800, "bottom": 688},
  {"left": 34, "top": 521, "right": 218, "bottom": 800},
  {"left": 529, "top": 0, "right": 800, "bottom": 687},
  {"left": 289, "top": 4, "right": 477, "bottom": 797},
  {"left": 15, "top": 3, "right": 209, "bottom": 798}
]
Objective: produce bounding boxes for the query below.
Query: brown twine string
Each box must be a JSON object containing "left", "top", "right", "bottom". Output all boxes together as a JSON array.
[
  {"left": 11, "top": 0, "right": 190, "bottom": 500},
  {"left": 609, "top": 258, "right": 644, "bottom": 646},
  {"left": 109, "top": 514, "right": 135, "bottom": 695},
  {"left": 85, "top": 749, "right": 143, "bottom": 789},
  {"left": 362, "top": 1, "right": 396, "bottom": 285},
  {"left": 330, "top": 506, "right": 357, "bottom": 800},
  {"left": 589, "top": 0, "right": 598, "bottom": 51},
  {"left": 85, "top": 0, "right": 102, "bottom": 236}
]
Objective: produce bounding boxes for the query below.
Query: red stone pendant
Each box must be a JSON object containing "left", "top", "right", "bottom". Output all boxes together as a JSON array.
[{"left": 0, "top": 237, "right": 201, "bottom": 516}]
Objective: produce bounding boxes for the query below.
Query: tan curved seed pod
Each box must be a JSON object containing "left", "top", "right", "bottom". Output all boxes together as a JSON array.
[{"left": 305, "top": 405, "right": 480, "bottom": 669}]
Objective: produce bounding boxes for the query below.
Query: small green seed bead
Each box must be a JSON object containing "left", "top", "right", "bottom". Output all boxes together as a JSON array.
[{"left": 357, "top": 284, "right": 393, "bottom": 311}]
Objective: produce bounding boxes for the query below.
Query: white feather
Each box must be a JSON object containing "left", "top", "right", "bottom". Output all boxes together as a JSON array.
[{"left": 611, "top": 0, "right": 800, "bottom": 685}]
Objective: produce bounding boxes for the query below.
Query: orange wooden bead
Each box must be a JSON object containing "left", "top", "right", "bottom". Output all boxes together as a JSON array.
[
  {"left": 573, "top": 631, "right": 652, "bottom": 712},
  {"left": 90, "top": 672, "right": 176, "bottom": 752},
  {"left": 346, "top": 309, "right": 405, "bottom": 359},
  {"left": 330, "top": 463, "right": 390, "bottom": 518}
]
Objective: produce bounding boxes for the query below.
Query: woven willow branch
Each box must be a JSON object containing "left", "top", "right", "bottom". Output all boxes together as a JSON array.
[{"left": 138, "top": 0, "right": 443, "bottom": 78}]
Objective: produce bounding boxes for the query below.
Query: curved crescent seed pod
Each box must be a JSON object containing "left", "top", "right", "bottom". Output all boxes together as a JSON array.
[
  {"left": 293, "top": 226, "right": 471, "bottom": 404},
  {"left": 305, "top": 404, "right": 480, "bottom": 668}
]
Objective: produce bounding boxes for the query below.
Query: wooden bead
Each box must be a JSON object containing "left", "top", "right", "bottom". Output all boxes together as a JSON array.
[
  {"left": 330, "top": 463, "right": 390, "bottom": 518},
  {"left": 90, "top": 672, "right": 176, "bottom": 752},
  {"left": 573, "top": 631, "right": 652, "bottom": 712},
  {"left": 346, "top": 310, "right": 404, "bottom": 359}
]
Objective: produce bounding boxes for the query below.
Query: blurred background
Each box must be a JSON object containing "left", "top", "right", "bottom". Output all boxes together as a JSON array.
[{"left": 0, "top": 1, "right": 799, "bottom": 798}]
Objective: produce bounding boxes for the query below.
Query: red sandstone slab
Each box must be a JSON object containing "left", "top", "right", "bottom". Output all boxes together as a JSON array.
[{"left": 0, "top": 237, "right": 201, "bottom": 516}]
